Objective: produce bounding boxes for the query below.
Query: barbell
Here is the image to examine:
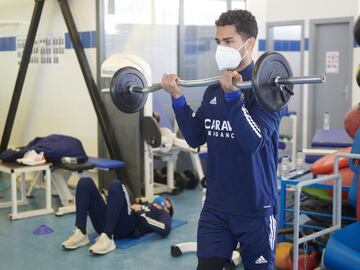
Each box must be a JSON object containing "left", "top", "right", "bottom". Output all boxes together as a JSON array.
[{"left": 110, "top": 51, "right": 326, "bottom": 113}]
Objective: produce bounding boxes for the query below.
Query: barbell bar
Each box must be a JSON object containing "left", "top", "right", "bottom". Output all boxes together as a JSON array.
[
  {"left": 129, "top": 75, "right": 324, "bottom": 94},
  {"left": 110, "top": 51, "right": 326, "bottom": 113}
]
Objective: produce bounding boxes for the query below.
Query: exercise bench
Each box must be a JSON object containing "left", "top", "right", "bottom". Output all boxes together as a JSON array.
[{"left": 0, "top": 161, "right": 53, "bottom": 220}]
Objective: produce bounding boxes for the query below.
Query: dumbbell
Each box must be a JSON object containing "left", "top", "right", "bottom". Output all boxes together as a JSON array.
[
  {"left": 153, "top": 169, "right": 163, "bottom": 183},
  {"left": 160, "top": 167, "right": 186, "bottom": 190},
  {"left": 174, "top": 171, "right": 187, "bottom": 191},
  {"left": 154, "top": 168, "right": 185, "bottom": 192},
  {"left": 153, "top": 169, "right": 184, "bottom": 195},
  {"left": 183, "top": 170, "right": 200, "bottom": 189},
  {"left": 160, "top": 167, "right": 199, "bottom": 190}
]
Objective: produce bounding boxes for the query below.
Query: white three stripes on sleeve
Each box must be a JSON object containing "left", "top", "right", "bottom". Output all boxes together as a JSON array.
[
  {"left": 241, "top": 106, "right": 262, "bottom": 138},
  {"left": 269, "top": 215, "right": 276, "bottom": 251},
  {"left": 141, "top": 213, "right": 166, "bottom": 229},
  {"left": 122, "top": 184, "right": 132, "bottom": 215}
]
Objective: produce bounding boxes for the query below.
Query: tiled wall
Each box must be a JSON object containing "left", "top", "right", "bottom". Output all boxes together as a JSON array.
[
  {"left": 1, "top": 34, "right": 358, "bottom": 52},
  {"left": 258, "top": 38, "right": 309, "bottom": 51},
  {"left": 258, "top": 38, "right": 358, "bottom": 51},
  {"left": 0, "top": 37, "right": 16, "bottom": 51},
  {"left": 64, "top": 31, "right": 96, "bottom": 49},
  {"left": 0, "top": 31, "right": 96, "bottom": 51}
]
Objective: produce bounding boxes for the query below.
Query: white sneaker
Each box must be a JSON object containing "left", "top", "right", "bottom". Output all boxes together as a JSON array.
[
  {"left": 16, "top": 150, "right": 46, "bottom": 166},
  {"left": 62, "top": 228, "right": 90, "bottom": 250},
  {"left": 89, "top": 233, "right": 116, "bottom": 255}
]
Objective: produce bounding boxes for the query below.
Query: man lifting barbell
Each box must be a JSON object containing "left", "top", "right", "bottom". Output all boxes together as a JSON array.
[
  {"left": 161, "top": 10, "right": 296, "bottom": 270},
  {"left": 110, "top": 53, "right": 324, "bottom": 114},
  {"left": 108, "top": 9, "right": 325, "bottom": 270}
]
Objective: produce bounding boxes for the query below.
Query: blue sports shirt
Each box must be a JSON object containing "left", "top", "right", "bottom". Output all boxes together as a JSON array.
[{"left": 172, "top": 62, "right": 285, "bottom": 217}]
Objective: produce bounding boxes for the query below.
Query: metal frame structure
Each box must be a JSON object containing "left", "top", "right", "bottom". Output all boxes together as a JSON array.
[
  {"left": 290, "top": 152, "right": 360, "bottom": 270},
  {"left": 279, "top": 180, "right": 355, "bottom": 235},
  {"left": 0, "top": 0, "right": 129, "bottom": 188},
  {"left": 0, "top": 0, "right": 44, "bottom": 152}
]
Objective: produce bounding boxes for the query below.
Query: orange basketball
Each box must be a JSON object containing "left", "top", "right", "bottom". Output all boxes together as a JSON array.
[
  {"left": 276, "top": 242, "right": 292, "bottom": 270},
  {"left": 344, "top": 104, "right": 360, "bottom": 139}
]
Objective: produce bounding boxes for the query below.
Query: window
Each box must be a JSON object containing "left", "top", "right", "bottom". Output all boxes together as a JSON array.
[
  {"left": 231, "top": 0, "right": 246, "bottom": 10},
  {"left": 184, "top": 0, "right": 227, "bottom": 26}
]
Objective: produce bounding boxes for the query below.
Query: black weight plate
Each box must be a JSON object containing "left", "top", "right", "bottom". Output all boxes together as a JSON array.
[
  {"left": 300, "top": 197, "right": 356, "bottom": 226},
  {"left": 252, "top": 51, "right": 293, "bottom": 112},
  {"left": 174, "top": 172, "right": 186, "bottom": 191},
  {"left": 161, "top": 167, "right": 167, "bottom": 176},
  {"left": 171, "top": 187, "right": 182, "bottom": 195},
  {"left": 183, "top": 170, "right": 199, "bottom": 189},
  {"left": 110, "top": 67, "right": 148, "bottom": 113},
  {"left": 354, "top": 16, "right": 360, "bottom": 46},
  {"left": 142, "top": 116, "right": 161, "bottom": 148},
  {"left": 153, "top": 169, "right": 163, "bottom": 183},
  {"left": 301, "top": 220, "right": 330, "bottom": 246}
]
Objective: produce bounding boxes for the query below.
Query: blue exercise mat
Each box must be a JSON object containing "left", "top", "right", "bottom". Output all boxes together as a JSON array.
[
  {"left": 88, "top": 156, "right": 125, "bottom": 169},
  {"left": 90, "top": 218, "right": 187, "bottom": 249}
]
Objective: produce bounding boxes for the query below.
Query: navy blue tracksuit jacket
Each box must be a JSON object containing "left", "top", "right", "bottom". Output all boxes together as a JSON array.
[{"left": 173, "top": 62, "right": 285, "bottom": 217}]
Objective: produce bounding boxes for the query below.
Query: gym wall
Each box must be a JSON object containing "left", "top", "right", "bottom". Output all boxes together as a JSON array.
[
  {"left": 4, "top": 0, "right": 357, "bottom": 159},
  {"left": 0, "top": 0, "right": 264, "bottom": 159},
  {"left": 248, "top": 0, "right": 267, "bottom": 60},
  {"left": 265, "top": 24, "right": 303, "bottom": 151},
  {"left": 0, "top": 0, "right": 98, "bottom": 155},
  {"left": 175, "top": 0, "right": 267, "bottom": 171},
  {"left": 100, "top": 0, "right": 179, "bottom": 126},
  {"left": 266, "top": 0, "right": 360, "bottom": 147},
  {"left": 266, "top": 0, "right": 360, "bottom": 107},
  {"left": 177, "top": 0, "right": 267, "bottom": 113}
]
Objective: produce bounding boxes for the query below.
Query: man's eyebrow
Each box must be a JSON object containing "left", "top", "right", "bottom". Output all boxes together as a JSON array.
[{"left": 215, "top": 37, "right": 234, "bottom": 42}]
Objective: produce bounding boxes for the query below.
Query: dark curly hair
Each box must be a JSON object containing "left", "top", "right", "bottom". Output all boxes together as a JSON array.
[
  {"left": 165, "top": 198, "right": 174, "bottom": 217},
  {"left": 215, "top": 9, "right": 258, "bottom": 39}
]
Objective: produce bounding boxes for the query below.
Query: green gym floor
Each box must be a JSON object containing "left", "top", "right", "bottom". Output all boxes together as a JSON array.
[{"left": 0, "top": 173, "right": 245, "bottom": 270}]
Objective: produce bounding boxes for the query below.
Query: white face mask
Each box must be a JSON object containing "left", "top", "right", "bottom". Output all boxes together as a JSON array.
[{"left": 215, "top": 40, "right": 249, "bottom": 71}]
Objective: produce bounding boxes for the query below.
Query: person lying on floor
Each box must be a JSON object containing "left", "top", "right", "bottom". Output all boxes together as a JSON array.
[{"left": 62, "top": 177, "right": 174, "bottom": 255}]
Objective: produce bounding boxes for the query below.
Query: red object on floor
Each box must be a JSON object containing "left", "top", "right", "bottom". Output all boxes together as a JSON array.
[
  {"left": 326, "top": 167, "right": 354, "bottom": 199},
  {"left": 311, "top": 147, "right": 351, "bottom": 175}
]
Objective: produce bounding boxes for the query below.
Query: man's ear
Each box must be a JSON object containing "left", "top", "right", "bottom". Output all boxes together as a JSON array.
[{"left": 247, "top": 37, "right": 256, "bottom": 51}]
